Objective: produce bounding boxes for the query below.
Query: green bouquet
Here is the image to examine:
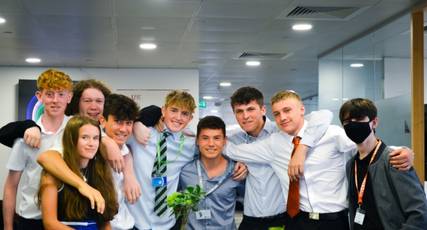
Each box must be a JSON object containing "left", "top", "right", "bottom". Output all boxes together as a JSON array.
[{"left": 167, "top": 185, "right": 205, "bottom": 230}]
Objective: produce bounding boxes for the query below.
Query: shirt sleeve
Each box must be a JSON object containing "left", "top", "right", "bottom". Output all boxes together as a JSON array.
[
  {"left": 6, "top": 139, "right": 28, "bottom": 171},
  {"left": 386, "top": 156, "right": 427, "bottom": 229},
  {"left": 0, "top": 120, "right": 40, "bottom": 148},
  {"left": 224, "top": 137, "right": 274, "bottom": 164},
  {"left": 300, "top": 109, "right": 333, "bottom": 147}
]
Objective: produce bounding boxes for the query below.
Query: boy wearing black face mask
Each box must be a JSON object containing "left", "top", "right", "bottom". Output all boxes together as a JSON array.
[{"left": 340, "top": 98, "right": 427, "bottom": 230}]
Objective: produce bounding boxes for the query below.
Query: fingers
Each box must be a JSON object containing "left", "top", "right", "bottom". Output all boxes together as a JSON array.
[{"left": 288, "top": 163, "right": 304, "bottom": 182}]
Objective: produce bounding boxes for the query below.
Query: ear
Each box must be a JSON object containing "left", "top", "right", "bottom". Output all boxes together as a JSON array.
[
  {"left": 371, "top": 117, "right": 379, "bottom": 129},
  {"left": 35, "top": 91, "right": 42, "bottom": 101},
  {"left": 260, "top": 105, "right": 267, "bottom": 116},
  {"left": 300, "top": 104, "right": 305, "bottom": 116},
  {"left": 161, "top": 106, "right": 166, "bottom": 117},
  {"left": 67, "top": 92, "right": 73, "bottom": 104},
  {"left": 99, "top": 115, "right": 106, "bottom": 128}
]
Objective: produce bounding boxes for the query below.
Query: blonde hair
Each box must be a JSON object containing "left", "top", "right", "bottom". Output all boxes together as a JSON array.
[
  {"left": 164, "top": 90, "right": 196, "bottom": 113},
  {"left": 37, "top": 69, "right": 73, "bottom": 91},
  {"left": 270, "top": 90, "right": 302, "bottom": 105}
]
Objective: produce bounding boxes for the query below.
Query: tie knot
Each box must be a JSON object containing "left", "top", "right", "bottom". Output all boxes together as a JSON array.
[
  {"left": 292, "top": 136, "right": 301, "bottom": 145},
  {"left": 162, "top": 131, "right": 171, "bottom": 138}
]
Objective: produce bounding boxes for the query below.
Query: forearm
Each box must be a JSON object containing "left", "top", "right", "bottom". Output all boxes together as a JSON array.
[
  {"left": 37, "top": 151, "right": 86, "bottom": 189},
  {"left": 3, "top": 187, "right": 16, "bottom": 230},
  {"left": 122, "top": 153, "right": 135, "bottom": 179},
  {"left": 43, "top": 220, "right": 74, "bottom": 230}
]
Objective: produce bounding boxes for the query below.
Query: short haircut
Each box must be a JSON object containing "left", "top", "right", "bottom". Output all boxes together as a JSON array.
[
  {"left": 37, "top": 69, "right": 73, "bottom": 91},
  {"left": 164, "top": 90, "right": 196, "bottom": 113},
  {"left": 339, "top": 98, "right": 377, "bottom": 124},
  {"left": 197, "top": 116, "right": 226, "bottom": 138},
  {"left": 270, "top": 90, "right": 302, "bottom": 105},
  {"left": 230, "top": 86, "right": 264, "bottom": 109},
  {"left": 66, "top": 79, "right": 111, "bottom": 116},
  {"left": 103, "top": 94, "right": 139, "bottom": 121}
]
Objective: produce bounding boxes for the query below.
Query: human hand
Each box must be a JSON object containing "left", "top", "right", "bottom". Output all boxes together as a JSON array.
[
  {"left": 133, "top": 122, "right": 151, "bottom": 145},
  {"left": 77, "top": 183, "right": 105, "bottom": 214},
  {"left": 123, "top": 174, "right": 141, "bottom": 204},
  {"left": 288, "top": 145, "right": 308, "bottom": 182},
  {"left": 24, "top": 126, "right": 41, "bottom": 148},
  {"left": 232, "top": 162, "right": 248, "bottom": 181},
  {"left": 389, "top": 147, "right": 414, "bottom": 171}
]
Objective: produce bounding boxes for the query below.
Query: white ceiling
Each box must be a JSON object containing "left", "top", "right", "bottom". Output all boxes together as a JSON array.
[{"left": 0, "top": 0, "right": 423, "bottom": 121}]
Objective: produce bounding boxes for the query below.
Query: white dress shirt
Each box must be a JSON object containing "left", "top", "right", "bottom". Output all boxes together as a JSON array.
[{"left": 6, "top": 115, "right": 70, "bottom": 219}]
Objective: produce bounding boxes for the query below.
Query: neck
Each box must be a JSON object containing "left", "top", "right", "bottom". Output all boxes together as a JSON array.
[
  {"left": 358, "top": 136, "right": 378, "bottom": 159},
  {"left": 200, "top": 155, "right": 227, "bottom": 178},
  {"left": 41, "top": 114, "right": 65, "bottom": 133},
  {"left": 80, "top": 159, "right": 89, "bottom": 168}
]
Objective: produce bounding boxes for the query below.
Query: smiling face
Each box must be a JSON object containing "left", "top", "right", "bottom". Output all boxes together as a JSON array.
[
  {"left": 36, "top": 88, "right": 72, "bottom": 118},
  {"left": 162, "top": 105, "right": 193, "bottom": 132},
  {"left": 271, "top": 97, "right": 305, "bottom": 136},
  {"left": 101, "top": 115, "right": 133, "bottom": 147},
  {"left": 77, "top": 124, "right": 100, "bottom": 167},
  {"left": 79, "top": 88, "right": 105, "bottom": 120},
  {"left": 233, "top": 100, "right": 266, "bottom": 136},
  {"left": 197, "top": 128, "right": 226, "bottom": 160}
]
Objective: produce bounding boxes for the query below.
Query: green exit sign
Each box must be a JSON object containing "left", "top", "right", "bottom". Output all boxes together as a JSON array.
[{"left": 199, "top": 100, "right": 207, "bottom": 108}]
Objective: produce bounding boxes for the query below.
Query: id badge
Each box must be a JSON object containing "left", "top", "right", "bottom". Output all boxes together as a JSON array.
[
  {"left": 195, "top": 209, "right": 211, "bottom": 220},
  {"left": 354, "top": 207, "right": 365, "bottom": 225},
  {"left": 151, "top": 176, "right": 167, "bottom": 188}
]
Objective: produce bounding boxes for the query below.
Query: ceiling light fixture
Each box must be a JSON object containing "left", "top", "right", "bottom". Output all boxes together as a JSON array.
[
  {"left": 203, "top": 96, "right": 214, "bottom": 100},
  {"left": 219, "top": 82, "right": 231, "bottom": 87},
  {"left": 211, "top": 109, "right": 218, "bottom": 113},
  {"left": 0, "top": 17, "right": 6, "bottom": 24},
  {"left": 292, "top": 23, "right": 312, "bottom": 31},
  {"left": 350, "top": 63, "right": 364, "bottom": 68},
  {"left": 139, "top": 43, "right": 157, "bottom": 50},
  {"left": 25, "top": 57, "right": 41, "bottom": 63},
  {"left": 246, "top": 61, "right": 261, "bottom": 67}
]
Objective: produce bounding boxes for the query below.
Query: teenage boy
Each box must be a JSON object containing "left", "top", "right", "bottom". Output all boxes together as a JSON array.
[
  {"left": 339, "top": 98, "right": 427, "bottom": 230},
  {"left": 3, "top": 69, "right": 73, "bottom": 230},
  {"left": 228, "top": 87, "right": 332, "bottom": 230},
  {"left": 226, "top": 90, "right": 413, "bottom": 230},
  {"left": 180, "top": 116, "right": 241, "bottom": 230},
  {"left": 127, "top": 90, "right": 198, "bottom": 229},
  {"left": 100, "top": 94, "right": 139, "bottom": 230},
  {"left": 127, "top": 90, "right": 247, "bottom": 230}
]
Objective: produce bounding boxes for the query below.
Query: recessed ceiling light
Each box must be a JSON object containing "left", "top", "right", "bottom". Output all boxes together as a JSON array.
[
  {"left": 139, "top": 43, "right": 157, "bottom": 50},
  {"left": 350, "top": 63, "right": 364, "bottom": 68},
  {"left": 0, "top": 17, "right": 6, "bottom": 24},
  {"left": 219, "top": 82, "right": 231, "bottom": 87},
  {"left": 246, "top": 61, "right": 260, "bottom": 67},
  {"left": 25, "top": 57, "right": 41, "bottom": 63},
  {"left": 292, "top": 23, "right": 312, "bottom": 31},
  {"left": 203, "top": 96, "right": 214, "bottom": 100},
  {"left": 332, "top": 98, "right": 339, "bottom": 101},
  {"left": 211, "top": 109, "right": 218, "bottom": 113}
]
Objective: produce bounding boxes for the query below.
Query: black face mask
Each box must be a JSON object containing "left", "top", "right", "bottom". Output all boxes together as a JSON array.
[{"left": 343, "top": 121, "right": 372, "bottom": 144}]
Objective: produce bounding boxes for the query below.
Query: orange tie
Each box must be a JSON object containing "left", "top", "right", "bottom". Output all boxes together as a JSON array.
[{"left": 287, "top": 136, "right": 301, "bottom": 218}]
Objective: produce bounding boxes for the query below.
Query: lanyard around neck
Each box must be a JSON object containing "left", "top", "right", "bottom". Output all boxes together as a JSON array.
[
  {"left": 354, "top": 140, "right": 382, "bottom": 206},
  {"left": 196, "top": 160, "right": 229, "bottom": 197},
  {"left": 155, "top": 132, "right": 185, "bottom": 168}
]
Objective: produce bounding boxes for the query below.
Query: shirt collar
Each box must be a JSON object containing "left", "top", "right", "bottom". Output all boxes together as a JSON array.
[
  {"left": 36, "top": 115, "right": 69, "bottom": 135},
  {"left": 295, "top": 119, "right": 308, "bottom": 138}
]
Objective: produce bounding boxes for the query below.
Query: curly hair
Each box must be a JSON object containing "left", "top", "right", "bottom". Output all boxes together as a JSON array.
[
  {"left": 65, "top": 79, "right": 111, "bottom": 116},
  {"left": 37, "top": 69, "right": 73, "bottom": 91},
  {"left": 103, "top": 94, "right": 139, "bottom": 121}
]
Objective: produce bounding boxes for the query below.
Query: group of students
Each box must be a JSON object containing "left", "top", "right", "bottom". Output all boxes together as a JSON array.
[{"left": 1, "top": 68, "right": 427, "bottom": 230}]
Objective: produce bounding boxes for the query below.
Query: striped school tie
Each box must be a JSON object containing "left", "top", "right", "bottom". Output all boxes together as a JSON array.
[{"left": 153, "top": 131, "right": 171, "bottom": 216}]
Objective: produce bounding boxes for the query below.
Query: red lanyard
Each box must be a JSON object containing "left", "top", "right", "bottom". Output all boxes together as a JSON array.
[{"left": 354, "top": 140, "right": 382, "bottom": 207}]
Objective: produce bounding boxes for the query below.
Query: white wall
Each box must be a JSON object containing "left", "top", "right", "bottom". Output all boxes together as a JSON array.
[{"left": 0, "top": 67, "right": 199, "bottom": 197}]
